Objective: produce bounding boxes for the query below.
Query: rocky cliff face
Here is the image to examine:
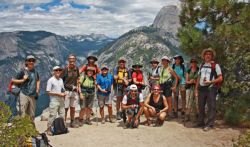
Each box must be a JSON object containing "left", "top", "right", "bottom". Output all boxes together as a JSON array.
[
  {"left": 97, "top": 5, "right": 183, "bottom": 71},
  {"left": 0, "top": 31, "right": 113, "bottom": 96},
  {"left": 152, "top": 5, "right": 181, "bottom": 36}
]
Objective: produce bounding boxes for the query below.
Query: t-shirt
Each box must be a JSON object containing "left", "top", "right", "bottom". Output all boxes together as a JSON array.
[
  {"left": 122, "top": 93, "right": 144, "bottom": 105},
  {"left": 96, "top": 73, "right": 113, "bottom": 96},
  {"left": 61, "top": 66, "right": 79, "bottom": 91},
  {"left": 198, "top": 63, "right": 222, "bottom": 86},
  {"left": 132, "top": 71, "right": 143, "bottom": 87},
  {"left": 173, "top": 65, "right": 186, "bottom": 85},
  {"left": 46, "top": 76, "right": 65, "bottom": 102},
  {"left": 149, "top": 66, "right": 160, "bottom": 85},
  {"left": 113, "top": 66, "right": 129, "bottom": 84},
  {"left": 79, "top": 75, "right": 95, "bottom": 88},
  {"left": 16, "top": 68, "right": 39, "bottom": 97},
  {"left": 159, "top": 67, "right": 172, "bottom": 84}
]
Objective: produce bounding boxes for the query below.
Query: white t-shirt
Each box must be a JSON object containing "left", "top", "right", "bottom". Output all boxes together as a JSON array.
[
  {"left": 122, "top": 93, "right": 144, "bottom": 105},
  {"left": 46, "top": 76, "right": 65, "bottom": 101},
  {"left": 199, "top": 63, "right": 222, "bottom": 86}
]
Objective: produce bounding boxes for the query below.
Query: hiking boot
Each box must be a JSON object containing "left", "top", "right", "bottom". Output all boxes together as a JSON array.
[
  {"left": 109, "top": 117, "right": 115, "bottom": 123},
  {"left": 85, "top": 118, "right": 92, "bottom": 125},
  {"left": 173, "top": 112, "right": 178, "bottom": 118},
  {"left": 70, "top": 120, "right": 79, "bottom": 128},
  {"left": 79, "top": 119, "right": 84, "bottom": 127},
  {"left": 203, "top": 126, "right": 213, "bottom": 132},
  {"left": 124, "top": 122, "right": 130, "bottom": 128},
  {"left": 192, "top": 122, "right": 205, "bottom": 128},
  {"left": 101, "top": 119, "right": 105, "bottom": 124},
  {"left": 116, "top": 112, "right": 121, "bottom": 120}
]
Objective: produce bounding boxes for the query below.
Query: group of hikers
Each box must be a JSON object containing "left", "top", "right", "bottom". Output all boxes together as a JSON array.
[{"left": 9, "top": 47, "right": 223, "bottom": 136}]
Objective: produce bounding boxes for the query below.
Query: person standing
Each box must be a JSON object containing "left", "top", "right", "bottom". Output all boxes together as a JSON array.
[
  {"left": 159, "top": 56, "right": 178, "bottom": 119},
  {"left": 185, "top": 58, "right": 199, "bottom": 122},
  {"left": 113, "top": 57, "right": 129, "bottom": 120},
  {"left": 194, "top": 48, "right": 223, "bottom": 132},
  {"left": 172, "top": 55, "right": 186, "bottom": 118},
  {"left": 131, "top": 63, "right": 145, "bottom": 93},
  {"left": 46, "top": 66, "right": 66, "bottom": 135},
  {"left": 148, "top": 58, "right": 160, "bottom": 90},
  {"left": 61, "top": 54, "right": 80, "bottom": 128},
  {"left": 12, "top": 55, "right": 40, "bottom": 122},
  {"left": 96, "top": 65, "right": 114, "bottom": 124},
  {"left": 78, "top": 67, "right": 96, "bottom": 126}
]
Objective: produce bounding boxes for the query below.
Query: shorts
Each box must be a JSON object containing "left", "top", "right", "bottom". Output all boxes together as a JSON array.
[
  {"left": 115, "top": 89, "right": 125, "bottom": 97},
  {"left": 48, "top": 99, "right": 65, "bottom": 127},
  {"left": 79, "top": 92, "right": 94, "bottom": 109},
  {"left": 160, "top": 81, "right": 172, "bottom": 97},
  {"left": 64, "top": 91, "right": 79, "bottom": 108},
  {"left": 98, "top": 94, "right": 112, "bottom": 107},
  {"left": 126, "top": 108, "right": 139, "bottom": 116},
  {"left": 18, "top": 92, "right": 36, "bottom": 119},
  {"left": 176, "top": 84, "right": 186, "bottom": 93}
]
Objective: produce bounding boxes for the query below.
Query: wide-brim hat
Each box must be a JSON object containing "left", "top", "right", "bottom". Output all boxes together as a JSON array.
[
  {"left": 132, "top": 63, "right": 143, "bottom": 68},
  {"left": 201, "top": 48, "right": 216, "bottom": 59},
  {"left": 150, "top": 58, "right": 159, "bottom": 64},
  {"left": 190, "top": 58, "right": 198, "bottom": 63},
  {"left": 87, "top": 55, "right": 98, "bottom": 61},
  {"left": 161, "top": 56, "right": 170, "bottom": 61},
  {"left": 173, "top": 55, "right": 184, "bottom": 64},
  {"left": 118, "top": 57, "right": 126, "bottom": 63}
]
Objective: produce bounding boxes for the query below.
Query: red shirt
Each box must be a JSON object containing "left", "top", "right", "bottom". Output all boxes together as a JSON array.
[{"left": 132, "top": 71, "right": 143, "bottom": 83}]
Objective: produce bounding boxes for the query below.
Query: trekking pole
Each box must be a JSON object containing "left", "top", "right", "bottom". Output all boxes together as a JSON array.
[{"left": 94, "top": 88, "right": 98, "bottom": 126}]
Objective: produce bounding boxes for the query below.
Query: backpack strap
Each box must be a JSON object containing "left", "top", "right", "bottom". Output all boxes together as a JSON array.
[{"left": 209, "top": 62, "right": 217, "bottom": 81}]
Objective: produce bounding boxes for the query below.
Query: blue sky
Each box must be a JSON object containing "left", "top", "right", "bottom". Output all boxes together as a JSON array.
[{"left": 0, "top": 0, "right": 179, "bottom": 37}]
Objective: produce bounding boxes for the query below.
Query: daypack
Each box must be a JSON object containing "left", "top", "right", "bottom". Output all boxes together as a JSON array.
[
  {"left": 25, "top": 133, "right": 52, "bottom": 147},
  {"left": 62, "top": 66, "right": 80, "bottom": 81},
  {"left": 8, "top": 81, "right": 21, "bottom": 96},
  {"left": 200, "top": 62, "right": 223, "bottom": 89},
  {"left": 51, "top": 117, "right": 68, "bottom": 135},
  {"left": 114, "top": 66, "right": 129, "bottom": 84}
]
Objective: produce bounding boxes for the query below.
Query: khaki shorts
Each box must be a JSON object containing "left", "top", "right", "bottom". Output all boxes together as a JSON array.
[
  {"left": 64, "top": 91, "right": 79, "bottom": 108},
  {"left": 18, "top": 92, "right": 36, "bottom": 119},
  {"left": 98, "top": 94, "right": 112, "bottom": 108},
  {"left": 79, "top": 92, "right": 94, "bottom": 109}
]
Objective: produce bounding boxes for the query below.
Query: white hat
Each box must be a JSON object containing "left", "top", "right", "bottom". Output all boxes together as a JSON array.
[
  {"left": 161, "top": 56, "right": 170, "bottom": 61},
  {"left": 53, "top": 66, "right": 62, "bottom": 71},
  {"left": 130, "top": 84, "right": 138, "bottom": 91}
]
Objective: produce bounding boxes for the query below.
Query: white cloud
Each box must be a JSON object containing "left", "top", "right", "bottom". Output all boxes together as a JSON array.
[
  {"left": 0, "top": 0, "right": 180, "bottom": 37},
  {"left": 0, "top": 0, "right": 52, "bottom": 4}
]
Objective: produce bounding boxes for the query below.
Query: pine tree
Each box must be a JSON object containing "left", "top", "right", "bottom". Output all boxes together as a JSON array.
[{"left": 178, "top": 0, "right": 250, "bottom": 126}]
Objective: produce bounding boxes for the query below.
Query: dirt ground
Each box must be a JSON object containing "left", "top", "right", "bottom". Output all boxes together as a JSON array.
[{"left": 35, "top": 109, "right": 243, "bottom": 147}]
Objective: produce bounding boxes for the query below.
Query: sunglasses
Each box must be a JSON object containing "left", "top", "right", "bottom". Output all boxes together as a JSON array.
[
  {"left": 119, "top": 61, "right": 125, "bottom": 63},
  {"left": 131, "top": 90, "right": 137, "bottom": 93},
  {"left": 27, "top": 59, "right": 36, "bottom": 63},
  {"left": 151, "top": 62, "right": 158, "bottom": 64},
  {"left": 54, "top": 69, "right": 62, "bottom": 72},
  {"left": 153, "top": 89, "right": 160, "bottom": 91}
]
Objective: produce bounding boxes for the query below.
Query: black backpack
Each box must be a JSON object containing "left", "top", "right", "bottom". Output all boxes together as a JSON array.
[{"left": 51, "top": 117, "right": 68, "bottom": 135}]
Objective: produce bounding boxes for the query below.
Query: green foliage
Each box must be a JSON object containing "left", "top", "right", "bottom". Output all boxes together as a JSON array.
[
  {"left": 0, "top": 101, "right": 38, "bottom": 146},
  {"left": 178, "top": 0, "right": 250, "bottom": 126},
  {"left": 233, "top": 131, "right": 250, "bottom": 147}
]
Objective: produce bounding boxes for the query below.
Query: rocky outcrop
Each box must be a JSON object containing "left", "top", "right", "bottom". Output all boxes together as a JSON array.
[{"left": 152, "top": 5, "right": 181, "bottom": 35}]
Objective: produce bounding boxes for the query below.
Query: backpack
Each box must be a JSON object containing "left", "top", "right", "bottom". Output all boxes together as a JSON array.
[
  {"left": 8, "top": 81, "right": 21, "bottom": 96},
  {"left": 25, "top": 133, "right": 52, "bottom": 147},
  {"left": 62, "top": 66, "right": 80, "bottom": 82},
  {"left": 51, "top": 117, "right": 68, "bottom": 135},
  {"left": 200, "top": 62, "right": 223, "bottom": 89},
  {"left": 114, "top": 66, "right": 128, "bottom": 84}
]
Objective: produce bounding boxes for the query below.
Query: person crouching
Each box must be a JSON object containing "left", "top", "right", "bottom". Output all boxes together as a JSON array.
[
  {"left": 144, "top": 84, "right": 168, "bottom": 127},
  {"left": 121, "top": 84, "right": 144, "bottom": 128}
]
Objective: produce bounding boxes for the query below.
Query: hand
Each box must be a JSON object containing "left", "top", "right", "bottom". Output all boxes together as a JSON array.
[
  {"left": 190, "top": 79, "right": 194, "bottom": 83},
  {"left": 134, "top": 118, "right": 139, "bottom": 126},
  {"left": 23, "top": 74, "right": 29, "bottom": 81},
  {"left": 195, "top": 89, "right": 198, "bottom": 97},
  {"left": 203, "top": 80, "right": 212, "bottom": 85},
  {"left": 79, "top": 93, "right": 84, "bottom": 100},
  {"left": 60, "top": 93, "right": 66, "bottom": 97},
  {"left": 101, "top": 89, "right": 108, "bottom": 93},
  {"left": 130, "top": 105, "right": 136, "bottom": 109},
  {"left": 150, "top": 107, "right": 156, "bottom": 114}
]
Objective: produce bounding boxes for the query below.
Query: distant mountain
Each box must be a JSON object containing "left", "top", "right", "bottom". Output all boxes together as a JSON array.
[
  {"left": 97, "top": 5, "right": 184, "bottom": 70},
  {"left": 0, "top": 31, "right": 114, "bottom": 97}
]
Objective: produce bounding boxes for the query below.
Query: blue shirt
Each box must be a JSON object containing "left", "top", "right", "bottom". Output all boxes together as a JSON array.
[
  {"left": 16, "top": 68, "right": 39, "bottom": 97},
  {"left": 173, "top": 65, "right": 186, "bottom": 85},
  {"left": 96, "top": 73, "right": 113, "bottom": 96}
]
